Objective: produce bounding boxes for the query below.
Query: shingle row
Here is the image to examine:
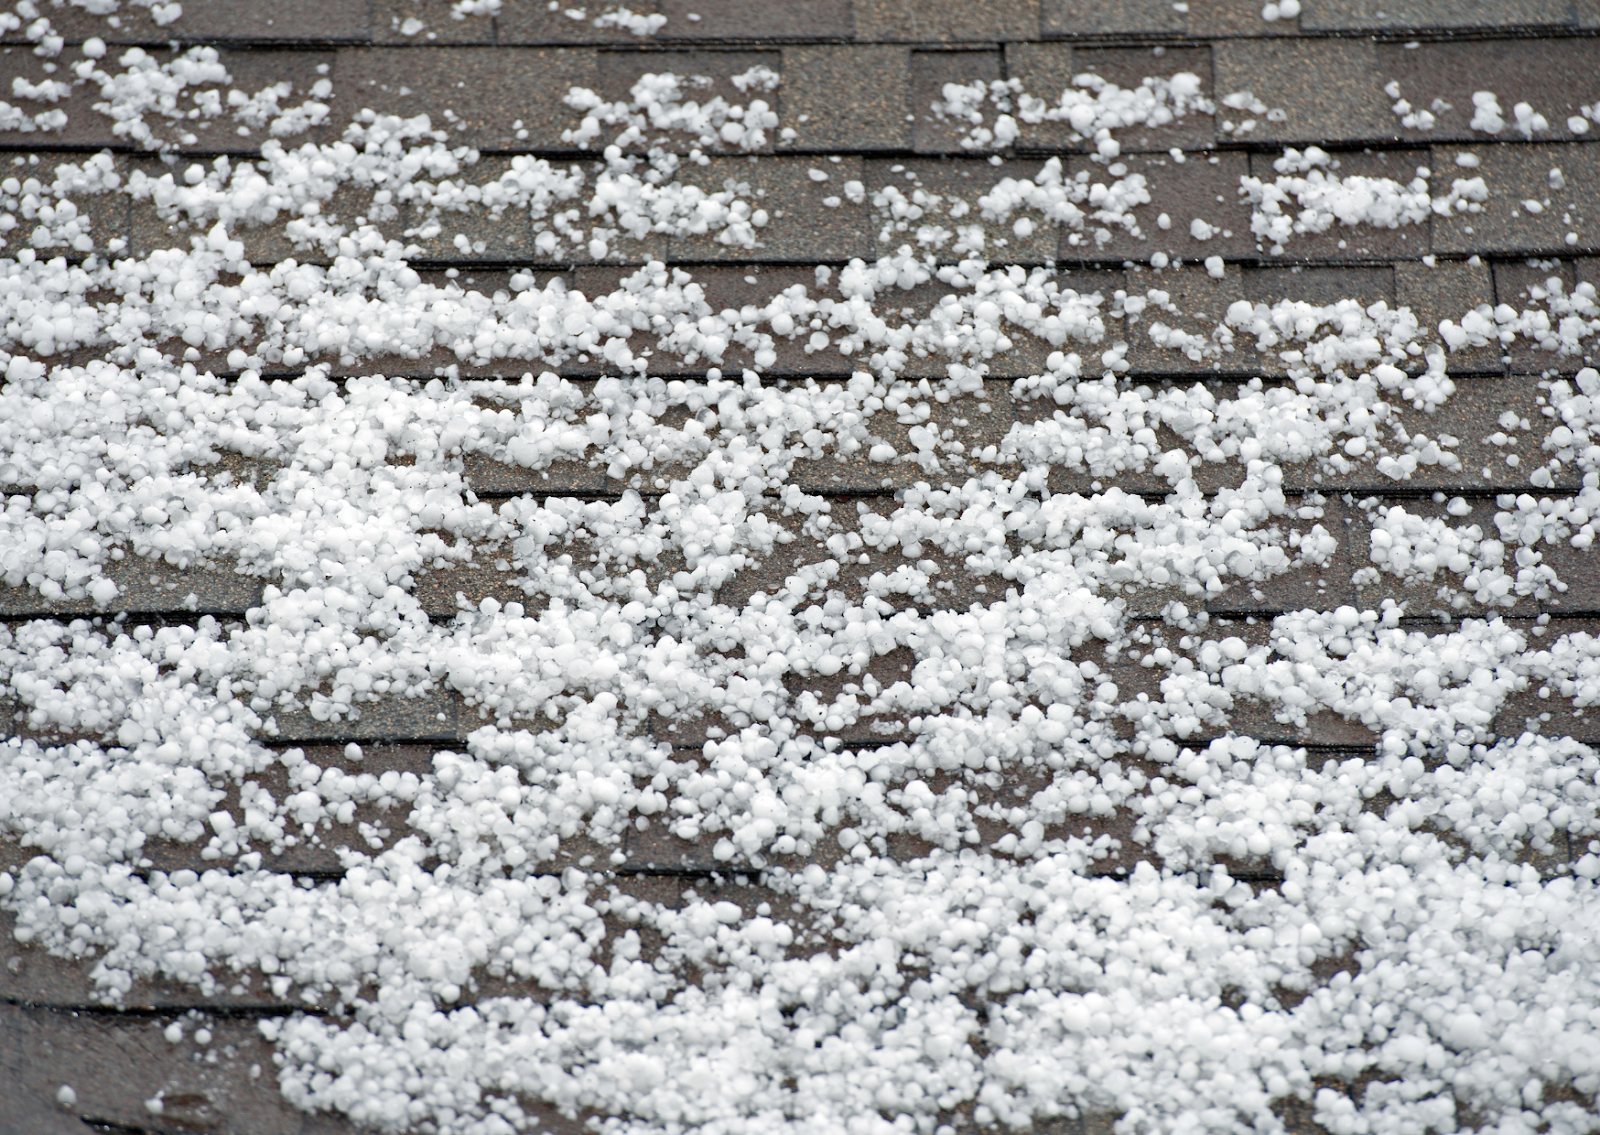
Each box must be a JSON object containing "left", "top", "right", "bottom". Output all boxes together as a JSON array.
[
  {"left": 6, "top": 0, "right": 1597, "bottom": 45},
  {"left": 1, "top": 37, "right": 1597, "bottom": 154}
]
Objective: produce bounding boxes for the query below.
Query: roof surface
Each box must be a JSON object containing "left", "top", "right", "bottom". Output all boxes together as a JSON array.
[{"left": 2, "top": 2, "right": 1599, "bottom": 1134}]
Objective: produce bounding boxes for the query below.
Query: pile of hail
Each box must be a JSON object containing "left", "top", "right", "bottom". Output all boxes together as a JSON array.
[{"left": 3, "top": 13, "right": 1600, "bottom": 1135}]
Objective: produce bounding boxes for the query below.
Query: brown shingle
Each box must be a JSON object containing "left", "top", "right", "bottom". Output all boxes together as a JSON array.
[
  {"left": 1064, "top": 45, "right": 1215, "bottom": 153},
  {"left": 1062, "top": 151, "right": 1253, "bottom": 263},
  {"left": 852, "top": 0, "right": 1043, "bottom": 42},
  {"left": 1205, "top": 496, "right": 1360, "bottom": 615},
  {"left": 4, "top": 0, "right": 370, "bottom": 43},
  {"left": 596, "top": 48, "right": 783, "bottom": 153},
  {"left": 1390, "top": 376, "right": 1572, "bottom": 492},
  {"left": 1432, "top": 143, "right": 1600, "bottom": 257},
  {"left": 1378, "top": 38, "right": 1600, "bottom": 145},
  {"left": 1119, "top": 262, "right": 1258, "bottom": 376},
  {"left": 0, "top": 46, "right": 335, "bottom": 152},
  {"left": 1495, "top": 258, "right": 1577, "bottom": 371},
  {"left": 1041, "top": 0, "right": 1186, "bottom": 37},
  {"left": 150, "top": 0, "right": 372, "bottom": 41},
  {"left": 1243, "top": 264, "right": 1397, "bottom": 308},
  {"left": 1304, "top": 0, "right": 1575, "bottom": 32},
  {"left": 863, "top": 155, "right": 1062, "bottom": 264},
  {"left": 1396, "top": 257, "right": 1501, "bottom": 374},
  {"left": 911, "top": 48, "right": 1003, "bottom": 154},
  {"left": 1212, "top": 38, "right": 1395, "bottom": 147},
  {"left": 1004, "top": 43, "right": 1215, "bottom": 154},
  {"left": 1000, "top": 41, "right": 1077, "bottom": 150},
  {"left": 332, "top": 46, "right": 598, "bottom": 150},
  {"left": 0, "top": 1003, "right": 360, "bottom": 1135},
  {"left": 668, "top": 155, "right": 874, "bottom": 261},
  {"left": 400, "top": 163, "right": 541, "bottom": 262},
  {"left": 495, "top": 1, "right": 666, "bottom": 43},
  {"left": 1185, "top": 0, "right": 1302, "bottom": 36},
  {"left": 1350, "top": 495, "right": 1543, "bottom": 619},
  {"left": 0, "top": 556, "right": 263, "bottom": 617},
  {"left": 0, "top": 151, "right": 130, "bottom": 256},
  {"left": 655, "top": 0, "right": 854, "bottom": 39},
  {"left": 780, "top": 44, "right": 912, "bottom": 151},
  {"left": 266, "top": 689, "right": 468, "bottom": 743},
  {"left": 1245, "top": 148, "right": 1432, "bottom": 262},
  {"left": 372, "top": 0, "right": 496, "bottom": 44}
]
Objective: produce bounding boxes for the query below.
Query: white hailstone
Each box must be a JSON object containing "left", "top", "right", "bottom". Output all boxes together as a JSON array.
[
  {"left": 931, "top": 71, "right": 1212, "bottom": 154},
  {"left": 0, "top": 37, "right": 1598, "bottom": 1135},
  {"left": 56, "top": 1085, "right": 77, "bottom": 1107},
  {"left": 1240, "top": 148, "right": 1431, "bottom": 253}
]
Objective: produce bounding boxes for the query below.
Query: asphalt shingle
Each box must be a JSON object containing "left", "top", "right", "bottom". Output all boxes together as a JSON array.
[
  {"left": 372, "top": 0, "right": 496, "bottom": 44},
  {"left": 1303, "top": 0, "right": 1576, "bottom": 32},
  {"left": 1212, "top": 38, "right": 1396, "bottom": 146},
  {"left": 1432, "top": 142, "right": 1600, "bottom": 257},
  {"left": 7, "top": 3, "right": 1600, "bottom": 1130},
  {"left": 1060, "top": 150, "right": 1254, "bottom": 263},
  {"left": 852, "top": 0, "right": 1043, "bottom": 42},
  {"left": 910, "top": 48, "right": 1004, "bottom": 154},
  {"left": 654, "top": 0, "right": 854, "bottom": 40},
  {"left": 1378, "top": 38, "right": 1600, "bottom": 145},
  {"left": 1245, "top": 148, "right": 1433, "bottom": 262},
  {"left": 1396, "top": 256, "right": 1501, "bottom": 374},
  {"left": 4, "top": 0, "right": 371, "bottom": 43},
  {"left": 1040, "top": 0, "right": 1187, "bottom": 37},
  {"left": 670, "top": 155, "right": 874, "bottom": 262},
  {"left": 779, "top": 44, "right": 913, "bottom": 151},
  {"left": 332, "top": 46, "right": 598, "bottom": 151}
]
